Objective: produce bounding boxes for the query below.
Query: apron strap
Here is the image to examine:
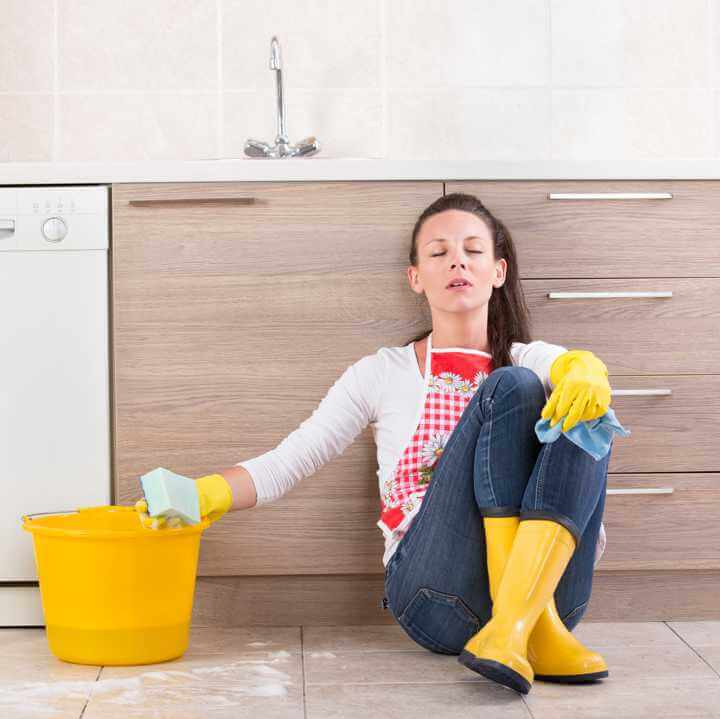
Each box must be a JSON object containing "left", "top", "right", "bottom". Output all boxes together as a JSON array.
[{"left": 425, "top": 330, "right": 432, "bottom": 378}]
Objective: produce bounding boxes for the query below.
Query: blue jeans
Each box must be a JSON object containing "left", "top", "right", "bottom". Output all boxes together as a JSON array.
[{"left": 383, "top": 365, "right": 612, "bottom": 656}]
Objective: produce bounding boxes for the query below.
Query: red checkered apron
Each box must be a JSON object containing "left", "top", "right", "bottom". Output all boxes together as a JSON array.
[{"left": 377, "top": 331, "right": 494, "bottom": 543}]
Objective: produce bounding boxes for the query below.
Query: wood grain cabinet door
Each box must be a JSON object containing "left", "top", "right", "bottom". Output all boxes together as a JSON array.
[
  {"left": 521, "top": 278, "right": 720, "bottom": 375},
  {"left": 110, "top": 181, "right": 443, "bottom": 576},
  {"left": 445, "top": 180, "right": 720, "bottom": 278},
  {"left": 590, "top": 375, "right": 720, "bottom": 474},
  {"left": 602, "top": 474, "right": 720, "bottom": 571}
]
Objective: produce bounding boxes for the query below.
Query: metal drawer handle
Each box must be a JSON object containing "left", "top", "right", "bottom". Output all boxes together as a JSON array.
[
  {"left": 607, "top": 488, "right": 674, "bottom": 495},
  {"left": 128, "top": 197, "right": 256, "bottom": 207},
  {"left": 0, "top": 219, "right": 15, "bottom": 233},
  {"left": 548, "top": 192, "right": 673, "bottom": 200},
  {"left": 612, "top": 388, "right": 672, "bottom": 396},
  {"left": 548, "top": 291, "right": 673, "bottom": 299}
]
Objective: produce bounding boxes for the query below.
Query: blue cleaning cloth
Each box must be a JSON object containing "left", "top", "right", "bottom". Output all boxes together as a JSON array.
[
  {"left": 140, "top": 467, "right": 202, "bottom": 525},
  {"left": 535, "top": 407, "right": 631, "bottom": 461}
]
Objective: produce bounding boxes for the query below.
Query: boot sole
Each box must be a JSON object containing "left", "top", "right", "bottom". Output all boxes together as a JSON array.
[
  {"left": 458, "top": 650, "right": 531, "bottom": 694},
  {"left": 535, "top": 669, "right": 609, "bottom": 683}
]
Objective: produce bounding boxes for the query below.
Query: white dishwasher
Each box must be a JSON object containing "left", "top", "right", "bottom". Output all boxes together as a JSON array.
[{"left": 0, "top": 185, "right": 111, "bottom": 626}]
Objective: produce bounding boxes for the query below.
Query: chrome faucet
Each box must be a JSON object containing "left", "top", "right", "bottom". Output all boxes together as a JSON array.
[{"left": 244, "top": 36, "right": 320, "bottom": 159}]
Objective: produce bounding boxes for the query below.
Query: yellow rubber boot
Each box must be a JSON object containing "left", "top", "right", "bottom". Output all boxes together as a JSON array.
[
  {"left": 481, "top": 516, "right": 608, "bottom": 684},
  {"left": 483, "top": 516, "right": 520, "bottom": 611},
  {"left": 458, "top": 519, "right": 577, "bottom": 694},
  {"left": 528, "top": 589, "right": 608, "bottom": 683}
]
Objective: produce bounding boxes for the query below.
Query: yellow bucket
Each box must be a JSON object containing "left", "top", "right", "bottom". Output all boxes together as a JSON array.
[{"left": 22, "top": 505, "right": 211, "bottom": 666}]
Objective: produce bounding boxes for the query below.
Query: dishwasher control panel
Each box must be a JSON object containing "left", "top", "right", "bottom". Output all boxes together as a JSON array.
[{"left": 0, "top": 185, "right": 108, "bottom": 251}]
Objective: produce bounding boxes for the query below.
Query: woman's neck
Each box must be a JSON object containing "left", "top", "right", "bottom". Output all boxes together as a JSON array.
[{"left": 431, "top": 329, "right": 490, "bottom": 353}]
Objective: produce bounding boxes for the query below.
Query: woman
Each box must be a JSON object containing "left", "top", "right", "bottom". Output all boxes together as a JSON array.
[{"left": 138, "top": 192, "right": 614, "bottom": 696}]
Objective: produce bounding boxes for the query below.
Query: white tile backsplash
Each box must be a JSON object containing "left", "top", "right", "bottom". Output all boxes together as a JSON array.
[
  {"left": 1, "top": 0, "right": 718, "bottom": 162},
  {"left": 385, "top": 0, "right": 549, "bottom": 89},
  {"left": 388, "top": 88, "right": 551, "bottom": 160},
  {"left": 552, "top": 88, "right": 715, "bottom": 160},
  {"left": 552, "top": 0, "right": 711, "bottom": 88},
  {"left": 0, "top": 0, "right": 54, "bottom": 93},
  {"left": 58, "top": 0, "right": 218, "bottom": 92},
  {"left": 57, "top": 93, "right": 218, "bottom": 161},
  {"left": 0, "top": 95, "right": 53, "bottom": 161}
]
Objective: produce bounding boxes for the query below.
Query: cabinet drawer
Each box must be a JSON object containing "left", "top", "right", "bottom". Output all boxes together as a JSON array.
[
  {"left": 112, "top": 180, "right": 441, "bottom": 275},
  {"left": 446, "top": 180, "right": 720, "bottom": 278},
  {"left": 522, "top": 277, "right": 720, "bottom": 374},
  {"left": 600, "top": 474, "right": 720, "bottom": 571},
  {"left": 598, "top": 374, "right": 719, "bottom": 474}
]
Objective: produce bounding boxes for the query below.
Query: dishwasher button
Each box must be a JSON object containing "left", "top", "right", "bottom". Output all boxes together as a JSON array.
[{"left": 42, "top": 216, "right": 68, "bottom": 243}]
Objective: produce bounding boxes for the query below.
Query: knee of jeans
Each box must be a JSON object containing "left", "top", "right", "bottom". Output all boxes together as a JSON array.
[
  {"left": 396, "top": 587, "right": 483, "bottom": 656},
  {"left": 481, "top": 365, "right": 545, "bottom": 406}
]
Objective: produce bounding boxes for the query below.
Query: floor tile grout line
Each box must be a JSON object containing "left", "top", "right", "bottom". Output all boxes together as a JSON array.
[
  {"left": 303, "top": 674, "right": 720, "bottom": 687},
  {"left": 303, "top": 649, "right": 433, "bottom": 654},
  {"left": 521, "top": 696, "right": 536, "bottom": 719},
  {"left": 301, "top": 626, "right": 308, "bottom": 719},
  {"left": 664, "top": 621, "right": 720, "bottom": 680},
  {"left": 520, "top": 681, "right": 537, "bottom": 718},
  {"left": 301, "top": 645, "right": 687, "bottom": 654},
  {"left": 304, "top": 680, "right": 496, "bottom": 686},
  {"left": 77, "top": 666, "right": 102, "bottom": 719}
]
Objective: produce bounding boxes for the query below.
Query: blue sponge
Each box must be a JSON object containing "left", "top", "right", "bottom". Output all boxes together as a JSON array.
[
  {"left": 534, "top": 407, "right": 631, "bottom": 461},
  {"left": 139, "top": 467, "right": 201, "bottom": 525}
]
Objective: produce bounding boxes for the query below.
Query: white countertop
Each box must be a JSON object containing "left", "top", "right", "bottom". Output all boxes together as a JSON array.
[{"left": 3, "top": 158, "right": 720, "bottom": 185}]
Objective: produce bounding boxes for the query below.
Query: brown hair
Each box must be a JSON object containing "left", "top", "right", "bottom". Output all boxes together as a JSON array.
[{"left": 405, "top": 192, "right": 532, "bottom": 370}]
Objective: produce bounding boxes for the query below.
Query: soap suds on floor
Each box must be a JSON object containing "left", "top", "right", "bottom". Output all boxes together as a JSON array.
[
  {"left": 308, "top": 650, "right": 337, "bottom": 658},
  {"left": 0, "top": 654, "right": 294, "bottom": 715}
]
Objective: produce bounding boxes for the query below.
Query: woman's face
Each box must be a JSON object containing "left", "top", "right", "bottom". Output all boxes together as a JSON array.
[{"left": 408, "top": 209, "right": 507, "bottom": 314}]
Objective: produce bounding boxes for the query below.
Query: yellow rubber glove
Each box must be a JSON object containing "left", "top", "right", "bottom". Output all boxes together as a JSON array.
[
  {"left": 133, "top": 473, "right": 233, "bottom": 528},
  {"left": 134, "top": 498, "right": 169, "bottom": 529},
  {"left": 194, "top": 473, "right": 234, "bottom": 523},
  {"left": 540, "top": 349, "right": 612, "bottom": 433}
]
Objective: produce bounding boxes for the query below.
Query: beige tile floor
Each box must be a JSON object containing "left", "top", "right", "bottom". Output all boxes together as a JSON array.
[{"left": 1, "top": 621, "right": 719, "bottom": 718}]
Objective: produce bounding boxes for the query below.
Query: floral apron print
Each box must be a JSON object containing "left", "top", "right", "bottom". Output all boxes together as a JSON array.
[{"left": 377, "top": 331, "right": 494, "bottom": 543}]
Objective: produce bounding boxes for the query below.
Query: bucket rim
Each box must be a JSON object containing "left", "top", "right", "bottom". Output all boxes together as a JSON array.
[{"left": 21, "top": 505, "right": 211, "bottom": 539}]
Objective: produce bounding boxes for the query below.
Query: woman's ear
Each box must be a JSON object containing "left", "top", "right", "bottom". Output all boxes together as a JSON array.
[
  {"left": 407, "top": 265, "right": 424, "bottom": 295},
  {"left": 494, "top": 258, "right": 507, "bottom": 288}
]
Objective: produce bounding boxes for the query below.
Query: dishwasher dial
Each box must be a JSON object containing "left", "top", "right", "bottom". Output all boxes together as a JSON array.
[{"left": 42, "top": 216, "right": 68, "bottom": 243}]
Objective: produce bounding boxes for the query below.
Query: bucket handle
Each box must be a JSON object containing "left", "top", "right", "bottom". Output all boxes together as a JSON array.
[{"left": 22, "top": 508, "right": 93, "bottom": 521}]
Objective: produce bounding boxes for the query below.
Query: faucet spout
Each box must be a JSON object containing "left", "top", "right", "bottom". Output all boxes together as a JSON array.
[
  {"left": 270, "top": 36, "right": 282, "bottom": 70},
  {"left": 270, "top": 36, "right": 288, "bottom": 146}
]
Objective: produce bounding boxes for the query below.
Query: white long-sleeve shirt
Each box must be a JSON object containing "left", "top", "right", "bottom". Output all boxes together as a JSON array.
[{"left": 236, "top": 339, "right": 607, "bottom": 569}]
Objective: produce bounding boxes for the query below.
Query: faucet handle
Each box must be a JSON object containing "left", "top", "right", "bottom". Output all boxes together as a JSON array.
[
  {"left": 293, "top": 137, "right": 320, "bottom": 156},
  {"left": 244, "top": 139, "right": 273, "bottom": 157}
]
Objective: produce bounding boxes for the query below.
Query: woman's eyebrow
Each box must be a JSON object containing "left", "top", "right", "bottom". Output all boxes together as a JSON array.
[{"left": 426, "top": 235, "right": 485, "bottom": 246}]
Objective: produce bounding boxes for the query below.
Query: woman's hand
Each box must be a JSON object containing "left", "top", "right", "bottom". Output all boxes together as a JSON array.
[
  {"left": 540, "top": 349, "right": 612, "bottom": 432},
  {"left": 194, "top": 473, "right": 234, "bottom": 523},
  {"left": 132, "top": 470, "right": 234, "bottom": 528},
  {"left": 134, "top": 497, "right": 170, "bottom": 529}
]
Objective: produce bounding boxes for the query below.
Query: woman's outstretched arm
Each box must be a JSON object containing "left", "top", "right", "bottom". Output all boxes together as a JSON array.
[{"left": 217, "top": 464, "right": 258, "bottom": 511}]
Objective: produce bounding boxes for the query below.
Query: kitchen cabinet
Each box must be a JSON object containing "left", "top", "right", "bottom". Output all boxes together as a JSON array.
[
  {"left": 110, "top": 180, "right": 443, "bottom": 577},
  {"left": 111, "top": 178, "right": 720, "bottom": 624},
  {"left": 449, "top": 179, "right": 720, "bottom": 576}
]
